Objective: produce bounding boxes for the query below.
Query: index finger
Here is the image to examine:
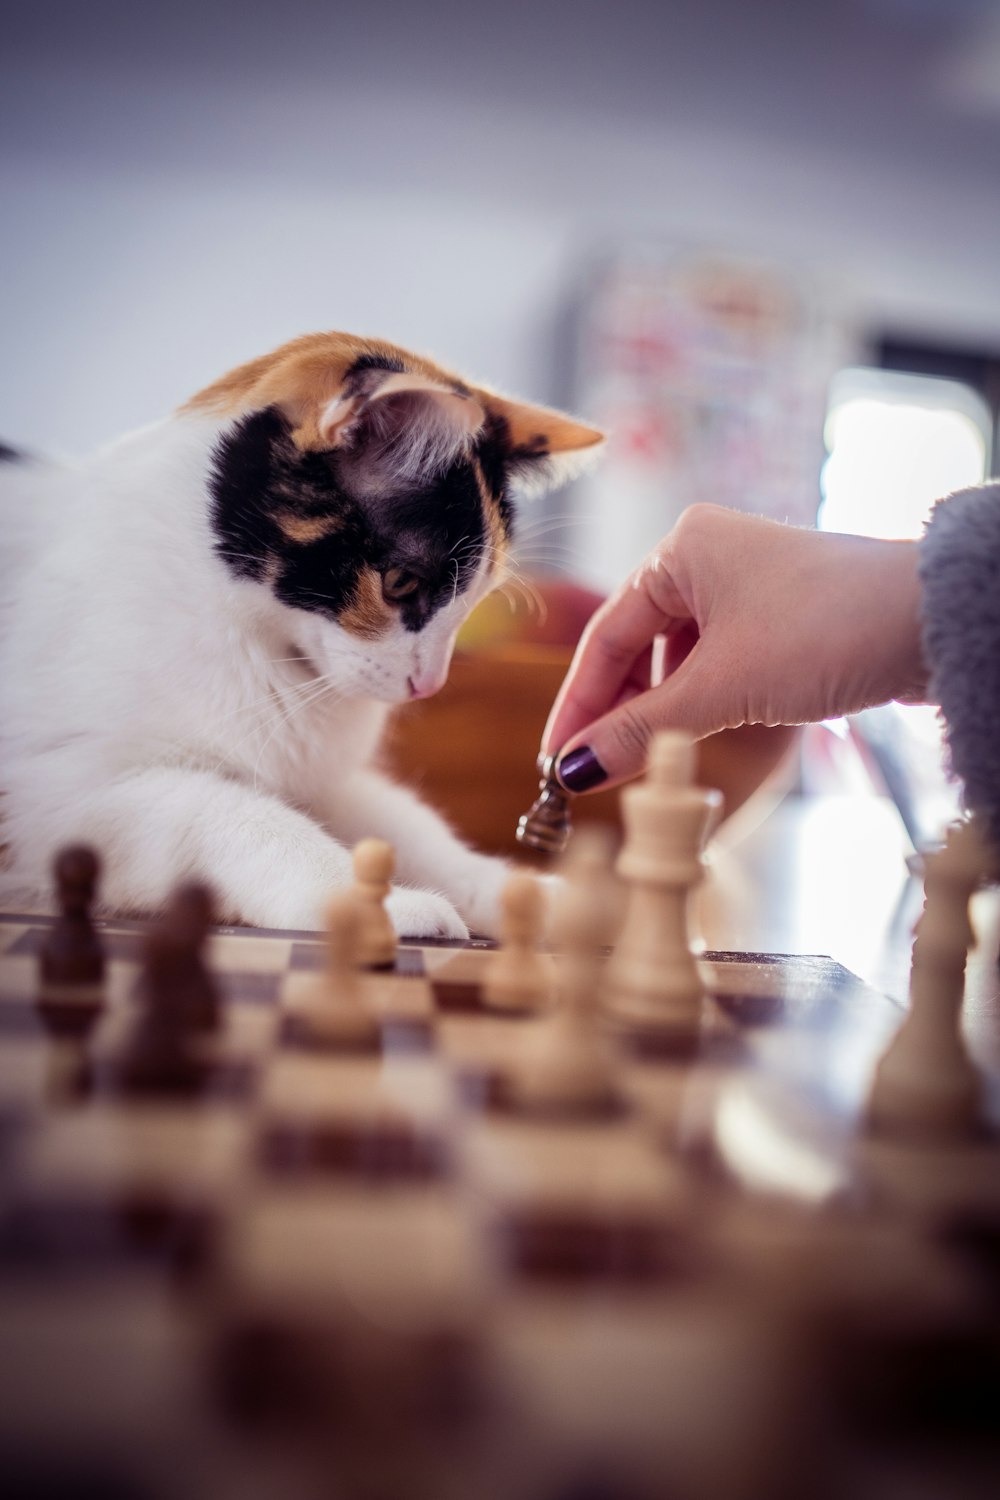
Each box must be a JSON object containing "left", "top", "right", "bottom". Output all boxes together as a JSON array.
[{"left": 541, "top": 569, "right": 691, "bottom": 757}]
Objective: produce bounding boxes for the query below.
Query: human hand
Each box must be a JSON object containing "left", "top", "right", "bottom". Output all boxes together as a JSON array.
[{"left": 543, "top": 503, "right": 929, "bottom": 793}]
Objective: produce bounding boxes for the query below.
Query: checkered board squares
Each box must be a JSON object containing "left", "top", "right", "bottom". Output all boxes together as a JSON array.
[{"left": 2, "top": 911, "right": 999, "bottom": 1500}]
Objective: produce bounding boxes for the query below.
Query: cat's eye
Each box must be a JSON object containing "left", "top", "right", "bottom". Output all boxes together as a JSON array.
[{"left": 382, "top": 566, "right": 421, "bottom": 603}]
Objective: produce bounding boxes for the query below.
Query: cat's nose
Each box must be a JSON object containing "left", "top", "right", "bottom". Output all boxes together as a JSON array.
[{"left": 407, "top": 668, "right": 448, "bottom": 700}]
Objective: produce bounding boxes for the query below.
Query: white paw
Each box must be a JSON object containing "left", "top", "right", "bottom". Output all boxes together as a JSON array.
[
  {"left": 386, "top": 885, "right": 469, "bottom": 941},
  {"left": 447, "top": 853, "right": 512, "bottom": 939}
]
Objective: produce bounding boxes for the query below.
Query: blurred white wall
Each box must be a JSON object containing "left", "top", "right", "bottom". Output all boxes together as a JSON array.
[{"left": 3, "top": 2, "right": 1000, "bottom": 454}]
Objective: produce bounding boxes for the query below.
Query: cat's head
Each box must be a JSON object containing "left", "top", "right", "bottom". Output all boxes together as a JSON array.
[{"left": 188, "top": 332, "right": 602, "bottom": 702}]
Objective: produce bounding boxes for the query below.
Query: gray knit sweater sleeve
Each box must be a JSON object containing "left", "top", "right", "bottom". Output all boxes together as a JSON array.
[{"left": 919, "top": 481, "right": 1000, "bottom": 847}]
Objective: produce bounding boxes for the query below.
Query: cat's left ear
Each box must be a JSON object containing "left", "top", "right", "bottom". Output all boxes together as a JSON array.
[
  {"left": 475, "top": 391, "right": 605, "bottom": 497},
  {"left": 315, "top": 373, "right": 486, "bottom": 484}
]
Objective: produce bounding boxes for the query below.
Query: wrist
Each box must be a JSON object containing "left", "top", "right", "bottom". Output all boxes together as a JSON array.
[{"left": 875, "top": 538, "right": 931, "bottom": 704}]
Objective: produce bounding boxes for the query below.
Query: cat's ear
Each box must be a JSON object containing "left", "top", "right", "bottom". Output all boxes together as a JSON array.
[
  {"left": 477, "top": 391, "right": 605, "bottom": 497},
  {"left": 316, "top": 373, "right": 485, "bottom": 484}
]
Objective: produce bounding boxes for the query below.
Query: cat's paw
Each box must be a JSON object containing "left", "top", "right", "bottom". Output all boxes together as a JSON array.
[
  {"left": 386, "top": 886, "right": 469, "bottom": 941},
  {"left": 446, "top": 853, "right": 512, "bottom": 939},
  {"left": 461, "top": 863, "right": 564, "bottom": 941}
]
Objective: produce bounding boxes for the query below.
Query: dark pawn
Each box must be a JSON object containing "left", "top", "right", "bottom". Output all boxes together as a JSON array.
[
  {"left": 516, "top": 752, "right": 574, "bottom": 855},
  {"left": 162, "top": 881, "right": 221, "bottom": 1034},
  {"left": 117, "top": 902, "right": 212, "bottom": 1096},
  {"left": 40, "top": 845, "right": 106, "bottom": 988}
]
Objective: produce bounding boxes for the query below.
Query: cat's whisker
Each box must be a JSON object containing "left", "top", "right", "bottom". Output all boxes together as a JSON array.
[
  {"left": 249, "top": 674, "right": 345, "bottom": 794},
  {"left": 510, "top": 514, "right": 583, "bottom": 539},
  {"left": 493, "top": 574, "right": 548, "bottom": 624},
  {"left": 195, "top": 688, "right": 299, "bottom": 743},
  {"left": 510, "top": 551, "right": 581, "bottom": 570},
  {"left": 289, "top": 589, "right": 337, "bottom": 607},
  {"left": 496, "top": 555, "right": 533, "bottom": 586},
  {"left": 216, "top": 671, "right": 341, "bottom": 783},
  {"left": 199, "top": 670, "right": 343, "bottom": 769},
  {"left": 494, "top": 583, "right": 523, "bottom": 615},
  {"left": 512, "top": 540, "right": 581, "bottom": 555}
]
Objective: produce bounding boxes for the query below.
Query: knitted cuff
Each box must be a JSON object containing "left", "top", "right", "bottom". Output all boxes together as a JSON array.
[{"left": 919, "top": 481, "right": 1000, "bottom": 849}]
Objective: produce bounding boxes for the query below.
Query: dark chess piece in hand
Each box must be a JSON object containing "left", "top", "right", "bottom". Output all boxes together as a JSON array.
[
  {"left": 37, "top": 845, "right": 106, "bottom": 1041},
  {"left": 516, "top": 752, "right": 574, "bottom": 855}
]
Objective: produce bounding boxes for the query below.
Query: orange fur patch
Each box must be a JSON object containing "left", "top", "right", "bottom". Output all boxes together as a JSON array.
[
  {"left": 339, "top": 567, "right": 393, "bottom": 640},
  {"left": 274, "top": 512, "right": 341, "bottom": 545},
  {"left": 472, "top": 455, "right": 509, "bottom": 576},
  {"left": 182, "top": 330, "right": 603, "bottom": 464},
  {"left": 183, "top": 332, "right": 473, "bottom": 454},
  {"left": 478, "top": 394, "right": 604, "bottom": 457}
]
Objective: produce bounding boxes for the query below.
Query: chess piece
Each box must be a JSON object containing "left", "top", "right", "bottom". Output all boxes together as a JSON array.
[
  {"left": 482, "top": 871, "right": 551, "bottom": 1013},
  {"left": 162, "top": 881, "right": 220, "bottom": 1033},
  {"left": 116, "top": 915, "right": 207, "bottom": 1095},
  {"left": 36, "top": 844, "right": 106, "bottom": 1043},
  {"left": 604, "top": 732, "right": 722, "bottom": 1045},
  {"left": 867, "top": 819, "right": 989, "bottom": 1141},
  {"left": 514, "top": 828, "right": 621, "bottom": 1114},
  {"left": 351, "top": 838, "right": 398, "bottom": 969},
  {"left": 287, "top": 892, "right": 381, "bottom": 1052},
  {"left": 516, "top": 752, "right": 573, "bottom": 855},
  {"left": 39, "top": 844, "right": 105, "bottom": 989}
]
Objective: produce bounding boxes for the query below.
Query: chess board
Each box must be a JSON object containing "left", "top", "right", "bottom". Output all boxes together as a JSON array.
[{"left": 1, "top": 912, "right": 998, "bottom": 1500}]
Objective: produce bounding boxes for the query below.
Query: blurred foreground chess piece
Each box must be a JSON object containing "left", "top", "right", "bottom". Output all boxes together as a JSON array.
[
  {"left": 286, "top": 892, "right": 381, "bottom": 1052},
  {"left": 116, "top": 902, "right": 211, "bottom": 1096},
  {"left": 483, "top": 871, "right": 551, "bottom": 1013},
  {"left": 513, "top": 827, "right": 621, "bottom": 1115},
  {"left": 36, "top": 845, "right": 106, "bottom": 1044},
  {"left": 867, "top": 818, "right": 991, "bottom": 1141},
  {"left": 516, "top": 752, "right": 573, "bottom": 855},
  {"left": 39, "top": 844, "right": 105, "bottom": 991},
  {"left": 605, "top": 732, "right": 722, "bottom": 1050},
  {"left": 162, "top": 881, "right": 220, "bottom": 1034},
  {"left": 351, "top": 838, "right": 398, "bottom": 969}
]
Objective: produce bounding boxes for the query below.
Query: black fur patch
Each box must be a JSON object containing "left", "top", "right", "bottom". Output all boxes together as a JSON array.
[
  {"left": 0, "top": 443, "right": 25, "bottom": 463},
  {"left": 208, "top": 406, "right": 512, "bottom": 632},
  {"left": 344, "top": 352, "right": 472, "bottom": 402},
  {"left": 342, "top": 352, "right": 406, "bottom": 403},
  {"left": 476, "top": 412, "right": 516, "bottom": 537}
]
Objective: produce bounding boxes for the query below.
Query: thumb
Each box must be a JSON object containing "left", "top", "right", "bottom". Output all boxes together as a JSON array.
[{"left": 553, "top": 652, "right": 732, "bottom": 792}]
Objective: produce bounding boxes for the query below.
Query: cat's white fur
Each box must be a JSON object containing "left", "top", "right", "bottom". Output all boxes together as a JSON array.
[{"left": 0, "top": 412, "right": 511, "bottom": 937}]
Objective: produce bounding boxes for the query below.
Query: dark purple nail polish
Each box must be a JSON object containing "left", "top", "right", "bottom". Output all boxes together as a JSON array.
[{"left": 556, "top": 746, "right": 608, "bottom": 793}]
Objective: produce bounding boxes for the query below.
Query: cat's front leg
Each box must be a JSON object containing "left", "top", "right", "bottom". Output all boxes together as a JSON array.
[
  {"left": 35, "top": 764, "right": 467, "bottom": 936},
  {"left": 321, "top": 771, "right": 511, "bottom": 938}
]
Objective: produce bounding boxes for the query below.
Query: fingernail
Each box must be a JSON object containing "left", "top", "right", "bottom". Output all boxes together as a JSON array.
[{"left": 555, "top": 746, "right": 608, "bottom": 792}]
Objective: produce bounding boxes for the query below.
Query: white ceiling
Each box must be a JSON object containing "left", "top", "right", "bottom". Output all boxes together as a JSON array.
[{"left": 4, "top": 1, "right": 1000, "bottom": 183}]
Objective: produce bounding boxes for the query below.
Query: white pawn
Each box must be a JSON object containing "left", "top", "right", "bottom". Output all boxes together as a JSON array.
[
  {"left": 483, "top": 872, "right": 551, "bottom": 1014},
  {"left": 351, "top": 838, "right": 398, "bottom": 970},
  {"left": 604, "top": 732, "right": 721, "bottom": 1039},
  {"left": 514, "top": 829, "right": 620, "bottom": 1114},
  {"left": 294, "top": 892, "right": 380, "bottom": 1051},
  {"left": 867, "top": 819, "right": 989, "bottom": 1141}
]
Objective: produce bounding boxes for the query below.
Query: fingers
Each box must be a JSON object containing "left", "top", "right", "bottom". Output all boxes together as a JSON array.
[
  {"left": 542, "top": 568, "right": 693, "bottom": 758},
  {"left": 553, "top": 648, "right": 735, "bottom": 792}
]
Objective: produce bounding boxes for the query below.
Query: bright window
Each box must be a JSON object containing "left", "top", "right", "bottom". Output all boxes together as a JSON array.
[
  {"left": 809, "top": 366, "right": 991, "bottom": 851},
  {"left": 819, "top": 367, "right": 990, "bottom": 539}
]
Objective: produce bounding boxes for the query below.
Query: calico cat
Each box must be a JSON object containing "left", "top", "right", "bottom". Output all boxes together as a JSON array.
[{"left": 0, "top": 332, "right": 602, "bottom": 935}]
